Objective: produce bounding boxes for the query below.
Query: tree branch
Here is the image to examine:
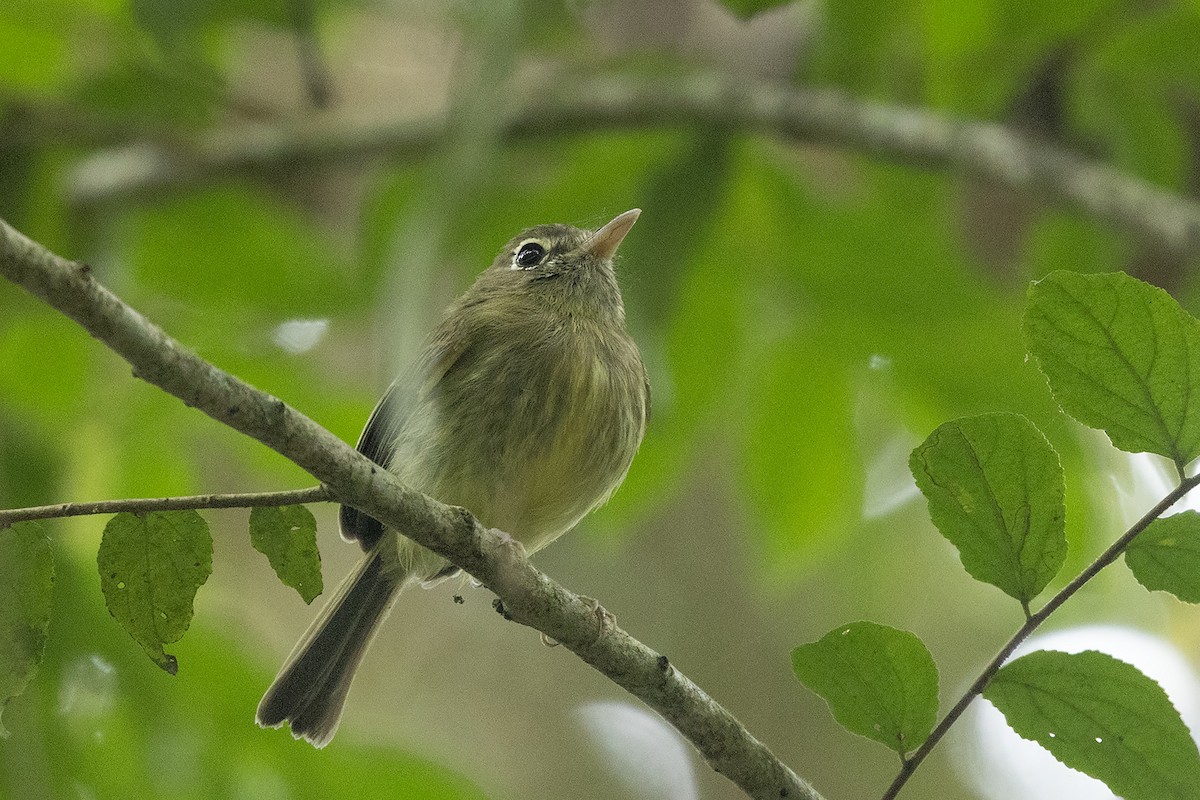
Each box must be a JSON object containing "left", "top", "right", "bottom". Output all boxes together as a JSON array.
[
  {"left": 0, "top": 216, "right": 822, "bottom": 800},
  {"left": 67, "top": 72, "right": 1200, "bottom": 258},
  {"left": 0, "top": 486, "right": 330, "bottom": 526}
]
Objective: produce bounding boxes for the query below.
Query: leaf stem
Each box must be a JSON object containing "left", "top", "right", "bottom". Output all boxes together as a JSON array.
[
  {"left": 882, "top": 470, "right": 1200, "bottom": 800},
  {"left": 0, "top": 485, "right": 331, "bottom": 527}
]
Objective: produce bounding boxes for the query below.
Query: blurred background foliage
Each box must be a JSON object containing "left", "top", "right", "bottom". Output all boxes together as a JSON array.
[{"left": 3, "top": 0, "right": 1200, "bottom": 798}]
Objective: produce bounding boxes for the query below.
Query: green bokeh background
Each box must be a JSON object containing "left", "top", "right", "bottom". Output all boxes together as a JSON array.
[{"left": 3, "top": 1, "right": 1200, "bottom": 798}]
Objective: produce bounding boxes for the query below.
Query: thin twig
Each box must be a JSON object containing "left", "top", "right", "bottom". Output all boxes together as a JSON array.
[
  {"left": 881, "top": 471, "right": 1200, "bottom": 800},
  {"left": 0, "top": 217, "right": 820, "bottom": 800},
  {"left": 0, "top": 485, "right": 330, "bottom": 527}
]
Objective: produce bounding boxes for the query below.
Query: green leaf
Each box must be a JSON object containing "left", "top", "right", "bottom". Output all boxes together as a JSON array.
[
  {"left": 122, "top": 184, "right": 353, "bottom": 316},
  {"left": 984, "top": 649, "right": 1200, "bottom": 800},
  {"left": 1024, "top": 270, "right": 1200, "bottom": 473},
  {"left": 0, "top": 522, "right": 54, "bottom": 737},
  {"left": 719, "top": 0, "right": 795, "bottom": 18},
  {"left": 0, "top": 14, "right": 72, "bottom": 95},
  {"left": 744, "top": 335, "right": 861, "bottom": 564},
  {"left": 0, "top": 306, "right": 90, "bottom": 425},
  {"left": 910, "top": 413, "right": 1066, "bottom": 604},
  {"left": 791, "top": 621, "right": 938, "bottom": 755},
  {"left": 97, "top": 511, "right": 213, "bottom": 674},
  {"left": 0, "top": 553, "right": 489, "bottom": 799},
  {"left": 1074, "top": 7, "right": 1200, "bottom": 189},
  {"left": 1125, "top": 511, "right": 1200, "bottom": 603},
  {"left": 624, "top": 129, "right": 733, "bottom": 324},
  {"left": 250, "top": 505, "right": 323, "bottom": 604}
]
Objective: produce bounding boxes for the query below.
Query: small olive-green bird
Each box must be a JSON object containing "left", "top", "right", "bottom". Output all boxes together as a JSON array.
[{"left": 256, "top": 209, "right": 649, "bottom": 746}]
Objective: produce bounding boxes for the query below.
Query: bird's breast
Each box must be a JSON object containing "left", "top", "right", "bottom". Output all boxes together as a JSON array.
[{"left": 417, "top": 321, "right": 646, "bottom": 551}]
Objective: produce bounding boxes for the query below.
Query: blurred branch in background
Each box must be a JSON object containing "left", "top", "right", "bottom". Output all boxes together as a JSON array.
[{"left": 63, "top": 71, "right": 1200, "bottom": 259}]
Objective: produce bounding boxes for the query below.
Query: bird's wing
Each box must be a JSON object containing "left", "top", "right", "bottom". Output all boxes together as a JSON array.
[{"left": 338, "top": 327, "right": 473, "bottom": 550}]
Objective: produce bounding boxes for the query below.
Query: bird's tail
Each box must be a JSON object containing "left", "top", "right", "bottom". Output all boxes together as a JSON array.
[{"left": 256, "top": 544, "right": 403, "bottom": 747}]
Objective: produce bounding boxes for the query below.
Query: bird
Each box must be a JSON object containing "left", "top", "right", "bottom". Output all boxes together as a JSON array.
[{"left": 256, "top": 209, "right": 650, "bottom": 746}]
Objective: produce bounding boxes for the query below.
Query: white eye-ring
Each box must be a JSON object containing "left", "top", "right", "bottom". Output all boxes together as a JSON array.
[{"left": 512, "top": 240, "right": 547, "bottom": 270}]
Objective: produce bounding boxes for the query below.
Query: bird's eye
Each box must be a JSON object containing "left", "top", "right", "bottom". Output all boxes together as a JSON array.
[{"left": 514, "top": 241, "right": 546, "bottom": 269}]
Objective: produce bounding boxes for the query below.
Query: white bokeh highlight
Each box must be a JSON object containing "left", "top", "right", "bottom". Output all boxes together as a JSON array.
[
  {"left": 1111, "top": 450, "right": 1200, "bottom": 519},
  {"left": 857, "top": 353, "right": 922, "bottom": 520},
  {"left": 578, "top": 701, "right": 697, "bottom": 800},
  {"left": 271, "top": 318, "right": 329, "bottom": 354}
]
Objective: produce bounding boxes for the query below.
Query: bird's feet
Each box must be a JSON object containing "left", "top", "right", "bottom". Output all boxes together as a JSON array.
[
  {"left": 581, "top": 596, "right": 616, "bottom": 642},
  {"left": 539, "top": 598, "right": 613, "bottom": 647},
  {"left": 487, "top": 527, "right": 528, "bottom": 561}
]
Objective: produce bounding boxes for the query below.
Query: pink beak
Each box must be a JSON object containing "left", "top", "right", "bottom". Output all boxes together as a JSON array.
[{"left": 586, "top": 209, "right": 641, "bottom": 260}]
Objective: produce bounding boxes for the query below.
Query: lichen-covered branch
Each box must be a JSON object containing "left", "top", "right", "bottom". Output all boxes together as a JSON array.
[
  {"left": 0, "top": 215, "right": 823, "bottom": 800},
  {"left": 68, "top": 72, "right": 1200, "bottom": 257}
]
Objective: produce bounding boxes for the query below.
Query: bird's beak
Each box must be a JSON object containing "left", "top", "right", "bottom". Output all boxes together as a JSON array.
[{"left": 586, "top": 209, "right": 641, "bottom": 261}]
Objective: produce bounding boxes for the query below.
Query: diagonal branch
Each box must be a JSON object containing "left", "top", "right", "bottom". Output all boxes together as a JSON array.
[
  {"left": 0, "top": 486, "right": 330, "bottom": 526},
  {"left": 0, "top": 216, "right": 823, "bottom": 800},
  {"left": 68, "top": 72, "right": 1200, "bottom": 258}
]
